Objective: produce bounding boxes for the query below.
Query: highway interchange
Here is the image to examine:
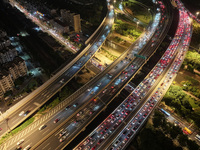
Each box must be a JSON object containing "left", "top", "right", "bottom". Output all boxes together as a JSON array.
[
  {"left": 5, "top": 0, "right": 172, "bottom": 149},
  {"left": 0, "top": 0, "right": 196, "bottom": 150}
]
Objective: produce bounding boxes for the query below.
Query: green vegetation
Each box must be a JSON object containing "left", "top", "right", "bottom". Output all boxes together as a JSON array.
[
  {"left": 191, "top": 22, "right": 200, "bottom": 48},
  {"left": 113, "top": 19, "right": 141, "bottom": 41},
  {"left": 38, "top": 85, "right": 75, "bottom": 114},
  {"left": 183, "top": 50, "right": 200, "bottom": 73},
  {"left": 181, "top": 76, "right": 200, "bottom": 99},
  {"left": 0, "top": 84, "right": 75, "bottom": 144},
  {"left": 163, "top": 85, "right": 200, "bottom": 127},
  {"left": 123, "top": 0, "right": 152, "bottom": 24},
  {"left": 0, "top": 117, "right": 34, "bottom": 145},
  {"left": 128, "top": 110, "right": 199, "bottom": 150},
  {"left": 99, "top": 48, "right": 118, "bottom": 61}
]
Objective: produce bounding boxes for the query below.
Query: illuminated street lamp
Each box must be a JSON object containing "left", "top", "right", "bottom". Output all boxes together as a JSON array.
[
  {"left": 136, "top": 21, "right": 139, "bottom": 29},
  {"left": 196, "top": 12, "right": 199, "bottom": 18}
]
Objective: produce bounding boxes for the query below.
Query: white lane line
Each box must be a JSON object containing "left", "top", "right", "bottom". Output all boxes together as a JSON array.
[
  {"left": 42, "top": 129, "right": 50, "bottom": 135},
  {"left": 34, "top": 102, "right": 40, "bottom": 106},
  {"left": 42, "top": 142, "right": 50, "bottom": 150},
  {"left": 12, "top": 118, "right": 20, "bottom": 124},
  {"left": 55, "top": 129, "right": 63, "bottom": 136}
]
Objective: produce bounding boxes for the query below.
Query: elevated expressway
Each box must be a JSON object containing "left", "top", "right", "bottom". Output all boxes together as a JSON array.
[
  {"left": 0, "top": 1, "right": 171, "bottom": 149},
  {"left": 0, "top": 0, "right": 114, "bottom": 137},
  {"left": 30, "top": 1, "right": 173, "bottom": 150},
  {"left": 74, "top": 3, "right": 193, "bottom": 150}
]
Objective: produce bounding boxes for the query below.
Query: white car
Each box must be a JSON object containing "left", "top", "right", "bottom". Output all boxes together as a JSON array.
[
  {"left": 23, "top": 145, "right": 31, "bottom": 150},
  {"left": 17, "top": 139, "right": 24, "bottom": 145},
  {"left": 19, "top": 111, "right": 24, "bottom": 116}
]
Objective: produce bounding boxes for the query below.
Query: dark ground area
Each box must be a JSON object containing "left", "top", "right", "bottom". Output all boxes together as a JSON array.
[{"left": 0, "top": 2, "right": 68, "bottom": 76}]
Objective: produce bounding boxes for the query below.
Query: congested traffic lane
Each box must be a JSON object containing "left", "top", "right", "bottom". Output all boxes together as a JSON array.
[
  {"left": 72, "top": 1, "right": 177, "bottom": 149},
  {"left": 73, "top": 2, "right": 193, "bottom": 150},
  {"left": 106, "top": 10, "right": 192, "bottom": 150}
]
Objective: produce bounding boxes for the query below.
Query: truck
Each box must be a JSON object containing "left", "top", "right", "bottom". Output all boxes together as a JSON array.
[{"left": 183, "top": 127, "right": 192, "bottom": 135}]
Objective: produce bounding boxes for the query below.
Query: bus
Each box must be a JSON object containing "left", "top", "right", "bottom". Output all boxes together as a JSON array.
[
  {"left": 195, "top": 134, "right": 200, "bottom": 141},
  {"left": 160, "top": 108, "right": 170, "bottom": 117},
  {"left": 183, "top": 127, "right": 192, "bottom": 135}
]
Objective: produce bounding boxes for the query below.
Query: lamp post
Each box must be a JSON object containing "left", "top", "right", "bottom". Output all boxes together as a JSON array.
[
  {"left": 136, "top": 21, "right": 139, "bottom": 30},
  {"left": 196, "top": 12, "right": 199, "bottom": 18}
]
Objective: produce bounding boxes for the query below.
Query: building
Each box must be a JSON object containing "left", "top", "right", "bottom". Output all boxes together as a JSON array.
[
  {"left": 73, "top": 14, "right": 81, "bottom": 33},
  {"left": 3, "top": 56, "right": 27, "bottom": 80},
  {"left": 0, "top": 45, "right": 18, "bottom": 64},
  {"left": 60, "top": 9, "right": 81, "bottom": 33},
  {"left": 0, "top": 70, "right": 14, "bottom": 94},
  {"left": 50, "top": 19, "right": 70, "bottom": 34},
  {"left": 0, "top": 36, "right": 11, "bottom": 50},
  {"left": 0, "top": 29, "right": 28, "bottom": 98},
  {"left": 13, "top": 56, "right": 27, "bottom": 77}
]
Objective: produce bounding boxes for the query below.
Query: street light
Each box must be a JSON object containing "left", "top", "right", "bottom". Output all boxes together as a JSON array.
[
  {"left": 136, "top": 21, "right": 139, "bottom": 30},
  {"left": 196, "top": 11, "right": 199, "bottom": 18}
]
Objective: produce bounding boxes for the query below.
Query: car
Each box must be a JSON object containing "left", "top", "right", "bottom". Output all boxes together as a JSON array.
[
  {"left": 123, "top": 130, "right": 128, "bottom": 135},
  {"left": 17, "top": 139, "right": 24, "bottom": 145},
  {"left": 16, "top": 146, "right": 22, "bottom": 150},
  {"left": 39, "top": 124, "right": 47, "bottom": 130},
  {"left": 108, "top": 126, "right": 114, "bottom": 133},
  {"left": 19, "top": 111, "right": 24, "bottom": 116},
  {"left": 23, "top": 145, "right": 31, "bottom": 150},
  {"left": 117, "top": 107, "right": 122, "bottom": 112},
  {"left": 85, "top": 146, "right": 90, "bottom": 150},
  {"left": 59, "top": 130, "right": 69, "bottom": 137},
  {"left": 77, "top": 111, "right": 83, "bottom": 117},
  {"left": 91, "top": 145, "right": 97, "bottom": 150},
  {"left": 59, "top": 135, "right": 67, "bottom": 142},
  {"left": 127, "top": 131, "right": 134, "bottom": 138},
  {"left": 54, "top": 118, "right": 60, "bottom": 123},
  {"left": 114, "top": 140, "right": 121, "bottom": 147},
  {"left": 24, "top": 110, "right": 30, "bottom": 116},
  {"left": 65, "top": 105, "right": 71, "bottom": 110},
  {"left": 97, "top": 138, "right": 104, "bottom": 144},
  {"left": 102, "top": 133, "right": 109, "bottom": 139},
  {"left": 73, "top": 103, "right": 78, "bottom": 107},
  {"left": 102, "top": 88, "right": 107, "bottom": 93},
  {"left": 59, "top": 79, "right": 64, "bottom": 83},
  {"left": 83, "top": 139, "right": 90, "bottom": 145},
  {"left": 90, "top": 138, "right": 96, "bottom": 144},
  {"left": 122, "top": 138, "right": 128, "bottom": 144}
]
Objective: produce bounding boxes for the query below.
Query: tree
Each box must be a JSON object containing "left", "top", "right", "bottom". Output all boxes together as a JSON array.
[
  {"left": 153, "top": 110, "right": 165, "bottom": 128},
  {"left": 187, "top": 139, "right": 200, "bottom": 150},
  {"left": 187, "top": 63, "right": 194, "bottom": 73},
  {"left": 170, "top": 125, "right": 182, "bottom": 139},
  {"left": 178, "top": 134, "right": 187, "bottom": 147}
]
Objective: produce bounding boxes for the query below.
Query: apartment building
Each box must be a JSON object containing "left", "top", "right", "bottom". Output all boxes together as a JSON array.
[
  {"left": 0, "top": 45, "right": 18, "bottom": 64},
  {"left": 3, "top": 56, "right": 27, "bottom": 80},
  {"left": 0, "top": 37, "right": 11, "bottom": 50},
  {"left": 0, "top": 70, "right": 14, "bottom": 94},
  {"left": 60, "top": 9, "right": 81, "bottom": 33}
]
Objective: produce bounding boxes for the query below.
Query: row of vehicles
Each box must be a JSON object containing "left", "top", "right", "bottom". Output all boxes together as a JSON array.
[
  {"left": 75, "top": 1, "right": 194, "bottom": 149},
  {"left": 74, "top": 1, "right": 169, "bottom": 149},
  {"left": 108, "top": 7, "right": 193, "bottom": 149}
]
